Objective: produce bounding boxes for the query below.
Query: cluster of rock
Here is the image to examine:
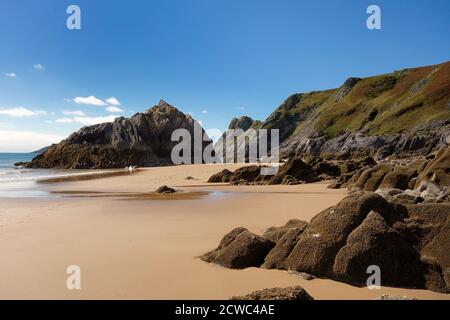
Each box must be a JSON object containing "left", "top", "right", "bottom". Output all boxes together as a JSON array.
[
  {"left": 21, "top": 100, "right": 211, "bottom": 169},
  {"left": 201, "top": 192, "right": 450, "bottom": 293},
  {"left": 347, "top": 147, "right": 450, "bottom": 205},
  {"left": 207, "top": 156, "right": 376, "bottom": 186},
  {"left": 207, "top": 147, "right": 450, "bottom": 206}
]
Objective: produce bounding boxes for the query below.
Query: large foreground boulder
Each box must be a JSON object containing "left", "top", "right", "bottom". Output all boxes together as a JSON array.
[
  {"left": 262, "top": 220, "right": 308, "bottom": 270},
  {"left": 231, "top": 286, "right": 314, "bottom": 301},
  {"left": 285, "top": 192, "right": 401, "bottom": 275},
  {"left": 332, "top": 211, "right": 430, "bottom": 289},
  {"left": 262, "top": 219, "right": 308, "bottom": 242},
  {"left": 200, "top": 228, "right": 275, "bottom": 269},
  {"left": 201, "top": 192, "right": 450, "bottom": 293}
]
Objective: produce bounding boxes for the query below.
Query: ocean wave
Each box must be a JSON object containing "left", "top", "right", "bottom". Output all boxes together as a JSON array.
[{"left": 0, "top": 169, "right": 125, "bottom": 183}]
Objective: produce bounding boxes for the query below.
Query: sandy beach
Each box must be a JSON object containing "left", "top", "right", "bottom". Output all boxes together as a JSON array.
[{"left": 0, "top": 164, "right": 448, "bottom": 300}]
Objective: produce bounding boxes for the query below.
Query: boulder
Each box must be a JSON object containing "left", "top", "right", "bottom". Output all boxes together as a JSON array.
[
  {"left": 202, "top": 192, "right": 450, "bottom": 293},
  {"left": 378, "top": 166, "right": 418, "bottom": 190},
  {"left": 207, "top": 169, "right": 233, "bottom": 183},
  {"left": 353, "top": 165, "right": 393, "bottom": 191},
  {"left": 284, "top": 192, "right": 401, "bottom": 276},
  {"left": 376, "top": 188, "right": 424, "bottom": 205},
  {"left": 155, "top": 185, "right": 176, "bottom": 194},
  {"left": 332, "top": 211, "right": 428, "bottom": 288},
  {"left": 229, "top": 166, "right": 262, "bottom": 183},
  {"left": 281, "top": 175, "right": 302, "bottom": 185},
  {"left": 200, "top": 228, "right": 275, "bottom": 269},
  {"left": 311, "top": 159, "right": 341, "bottom": 177},
  {"left": 263, "top": 219, "right": 308, "bottom": 242},
  {"left": 269, "top": 158, "right": 319, "bottom": 185},
  {"left": 262, "top": 226, "right": 306, "bottom": 270},
  {"left": 353, "top": 164, "right": 421, "bottom": 192},
  {"left": 231, "top": 286, "right": 314, "bottom": 301},
  {"left": 418, "top": 210, "right": 450, "bottom": 292}
]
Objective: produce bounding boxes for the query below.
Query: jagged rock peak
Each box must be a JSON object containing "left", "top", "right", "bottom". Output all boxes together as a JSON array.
[
  {"left": 228, "top": 116, "right": 257, "bottom": 131},
  {"left": 25, "top": 99, "right": 210, "bottom": 169},
  {"left": 145, "top": 99, "right": 180, "bottom": 114}
]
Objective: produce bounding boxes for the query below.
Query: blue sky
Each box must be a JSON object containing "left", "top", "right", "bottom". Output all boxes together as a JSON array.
[{"left": 0, "top": 0, "right": 449, "bottom": 152}]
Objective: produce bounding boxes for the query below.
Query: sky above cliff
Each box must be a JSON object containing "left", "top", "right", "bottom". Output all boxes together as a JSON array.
[{"left": 0, "top": 0, "right": 449, "bottom": 152}]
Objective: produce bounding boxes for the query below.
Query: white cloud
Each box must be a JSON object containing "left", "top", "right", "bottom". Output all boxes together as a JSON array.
[
  {"left": 73, "top": 96, "right": 106, "bottom": 106},
  {"left": 105, "top": 106, "right": 124, "bottom": 113},
  {"left": 73, "top": 115, "right": 117, "bottom": 126},
  {"left": 238, "top": 107, "right": 245, "bottom": 111},
  {"left": 0, "top": 130, "right": 65, "bottom": 153},
  {"left": 55, "top": 118, "right": 74, "bottom": 123},
  {"left": 34, "top": 64, "right": 45, "bottom": 70},
  {"left": 106, "top": 97, "right": 120, "bottom": 106},
  {"left": 63, "top": 110, "right": 85, "bottom": 116},
  {"left": 52, "top": 115, "right": 117, "bottom": 126},
  {"left": 63, "top": 98, "right": 72, "bottom": 103},
  {"left": 201, "top": 110, "right": 208, "bottom": 114},
  {"left": 0, "top": 107, "right": 46, "bottom": 117},
  {"left": 4, "top": 72, "right": 16, "bottom": 78}
]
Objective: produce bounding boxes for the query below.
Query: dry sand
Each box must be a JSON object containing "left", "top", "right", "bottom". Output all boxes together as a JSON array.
[{"left": 0, "top": 164, "right": 448, "bottom": 300}]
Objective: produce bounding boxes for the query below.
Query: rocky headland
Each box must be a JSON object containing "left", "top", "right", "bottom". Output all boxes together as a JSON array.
[
  {"left": 22, "top": 100, "right": 211, "bottom": 169},
  {"left": 216, "top": 61, "right": 450, "bottom": 160}
]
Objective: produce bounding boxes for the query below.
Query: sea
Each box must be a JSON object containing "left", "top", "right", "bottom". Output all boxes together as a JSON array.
[{"left": 0, "top": 153, "right": 119, "bottom": 197}]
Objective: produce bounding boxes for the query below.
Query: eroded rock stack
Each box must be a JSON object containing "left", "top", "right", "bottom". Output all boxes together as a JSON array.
[{"left": 23, "top": 100, "right": 211, "bottom": 169}]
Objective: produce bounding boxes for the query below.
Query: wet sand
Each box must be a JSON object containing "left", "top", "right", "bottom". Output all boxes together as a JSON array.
[{"left": 0, "top": 164, "right": 448, "bottom": 300}]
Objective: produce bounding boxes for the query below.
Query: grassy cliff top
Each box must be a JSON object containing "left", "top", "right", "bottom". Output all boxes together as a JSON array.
[{"left": 261, "top": 61, "right": 450, "bottom": 140}]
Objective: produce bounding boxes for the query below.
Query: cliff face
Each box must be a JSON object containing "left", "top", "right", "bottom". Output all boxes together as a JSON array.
[
  {"left": 213, "top": 116, "right": 263, "bottom": 162},
  {"left": 235, "top": 61, "right": 450, "bottom": 159},
  {"left": 228, "top": 116, "right": 261, "bottom": 131},
  {"left": 27, "top": 100, "right": 211, "bottom": 169}
]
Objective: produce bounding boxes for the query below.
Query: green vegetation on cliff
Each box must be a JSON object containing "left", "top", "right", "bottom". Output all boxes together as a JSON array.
[{"left": 262, "top": 61, "right": 450, "bottom": 140}]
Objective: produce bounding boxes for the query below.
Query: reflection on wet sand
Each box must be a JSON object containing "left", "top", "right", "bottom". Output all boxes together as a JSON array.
[
  {"left": 37, "top": 169, "right": 139, "bottom": 184},
  {"left": 51, "top": 189, "right": 218, "bottom": 200}
]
